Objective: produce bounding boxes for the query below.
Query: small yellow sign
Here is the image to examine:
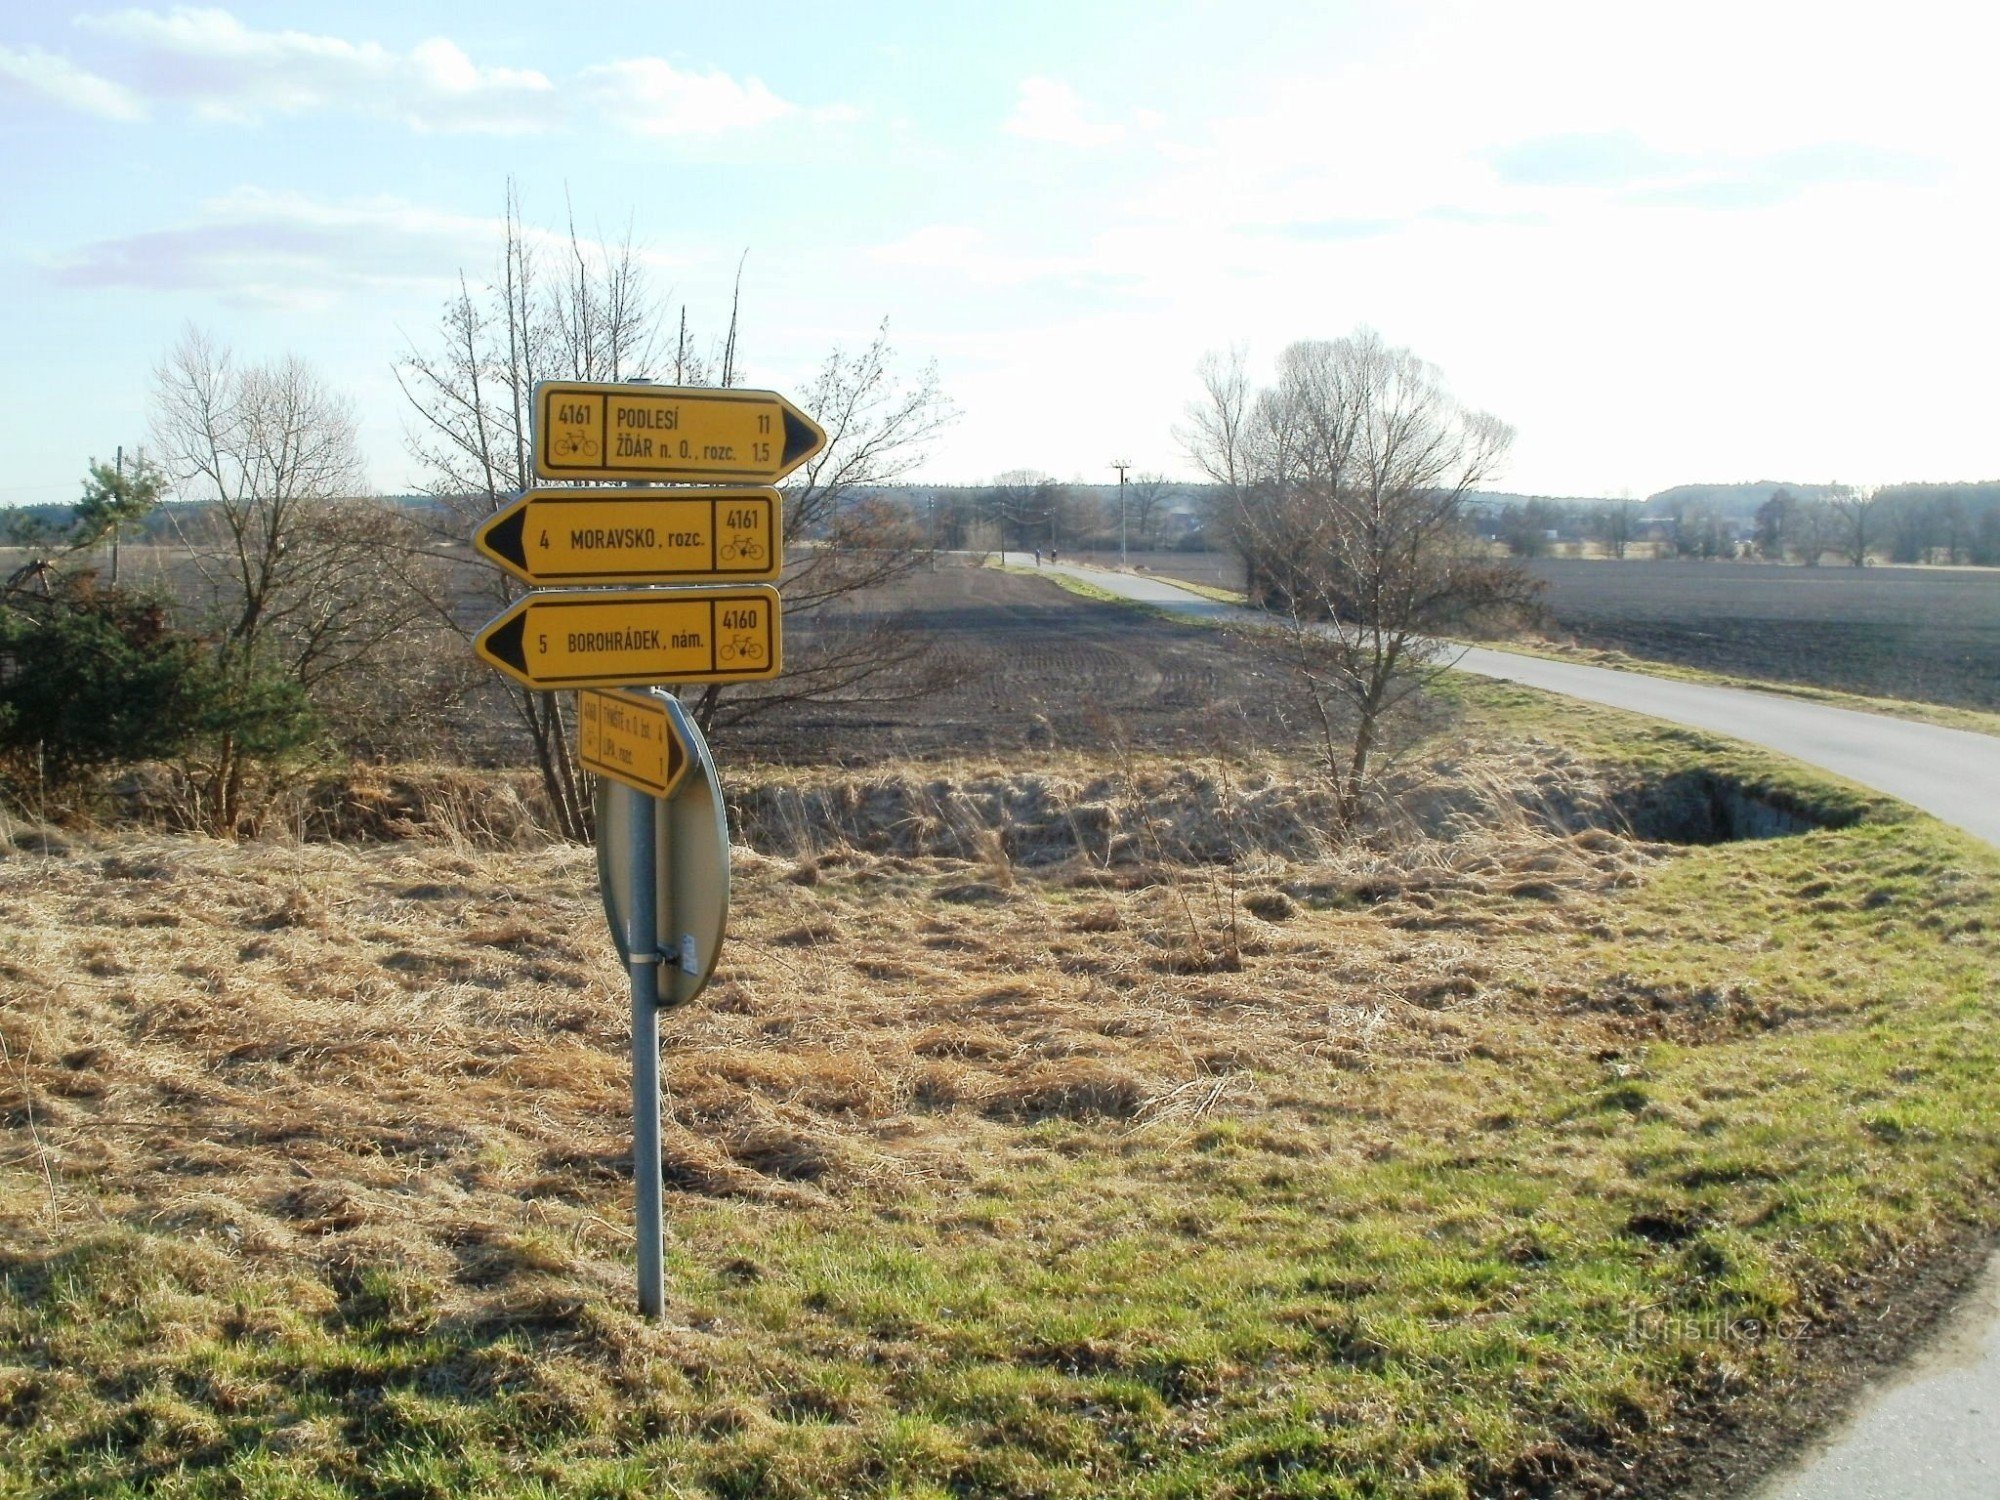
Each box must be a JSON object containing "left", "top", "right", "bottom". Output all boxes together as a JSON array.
[
  {"left": 474, "top": 586, "right": 781, "bottom": 690},
  {"left": 534, "top": 382, "right": 826, "bottom": 483},
  {"left": 578, "top": 689, "right": 688, "bottom": 799},
  {"left": 474, "top": 489, "right": 780, "bottom": 586}
]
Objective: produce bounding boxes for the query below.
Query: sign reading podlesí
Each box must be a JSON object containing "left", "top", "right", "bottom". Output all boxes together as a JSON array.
[{"left": 534, "top": 382, "right": 826, "bottom": 484}]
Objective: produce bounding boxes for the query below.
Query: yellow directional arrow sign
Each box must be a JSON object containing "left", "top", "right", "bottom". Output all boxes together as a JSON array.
[
  {"left": 473, "top": 586, "right": 781, "bottom": 690},
  {"left": 578, "top": 688, "right": 689, "bottom": 799},
  {"left": 474, "top": 488, "right": 781, "bottom": 586},
  {"left": 534, "top": 382, "right": 826, "bottom": 483}
]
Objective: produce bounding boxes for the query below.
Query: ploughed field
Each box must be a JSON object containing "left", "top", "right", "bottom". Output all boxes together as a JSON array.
[
  {"left": 1524, "top": 559, "right": 2000, "bottom": 712},
  {"left": 1126, "top": 550, "right": 2000, "bottom": 713},
  {"left": 727, "top": 563, "right": 1317, "bottom": 765}
]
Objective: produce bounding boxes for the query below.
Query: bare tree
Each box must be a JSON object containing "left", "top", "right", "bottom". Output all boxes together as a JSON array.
[
  {"left": 929, "top": 486, "right": 993, "bottom": 551},
  {"left": 1753, "top": 489, "right": 1796, "bottom": 559},
  {"left": 1882, "top": 490, "right": 1948, "bottom": 564},
  {"left": 688, "top": 320, "right": 958, "bottom": 731},
  {"left": 1589, "top": 498, "right": 1637, "bottom": 559},
  {"left": 400, "top": 197, "right": 959, "bottom": 822},
  {"left": 398, "top": 189, "right": 671, "bottom": 839},
  {"left": 1125, "top": 472, "right": 1176, "bottom": 550},
  {"left": 1669, "top": 502, "right": 1730, "bottom": 559},
  {"left": 1825, "top": 483, "right": 1882, "bottom": 567},
  {"left": 982, "top": 469, "right": 1063, "bottom": 551},
  {"left": 1787, "top": 499, "right": 1838, "bottom": 566},
  {"left": 151, "top": 327, "right": 448, "bottom": 830},
  {"left": 1178, "top": 347, "right": 1257, "bottom": 567},
  {"left": 1183, "top": 329, "right": 1540, "bottom": 825},
  {"left": 1061, "top": 484, "right": 1105, "bottom": 547}
]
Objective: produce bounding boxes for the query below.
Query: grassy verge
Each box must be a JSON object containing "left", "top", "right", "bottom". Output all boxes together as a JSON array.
[
  {"left": 995, "top": 563, "right": 1190, "bottom": 620},
  {"left": 1133, "top": 576, "right": 1247, "bottom": 605},
  {"left": 997, "top": 564, "right": 1231, "bottom": 628},
  {"left": 2, "top": 714, "right": 1997, "bottom": 1497},
  {"left": 991, "top": 560, "right": 1248, "bottom": 610},
  {"left": 1488, "top": 639, "right": 2000, "bottom": 737}
]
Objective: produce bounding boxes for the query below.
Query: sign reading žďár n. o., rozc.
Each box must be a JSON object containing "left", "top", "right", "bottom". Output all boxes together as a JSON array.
[{"left": 534, "top": 382, "right": 826, "bottom": 484}]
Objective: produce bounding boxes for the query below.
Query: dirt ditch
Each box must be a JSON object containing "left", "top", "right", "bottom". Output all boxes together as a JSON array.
[{"left": 1611, "top": 769, "right": 1861, "bottom": 844}]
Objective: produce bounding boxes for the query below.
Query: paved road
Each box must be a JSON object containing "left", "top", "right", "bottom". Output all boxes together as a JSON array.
[
  {"left": 1002, "top": 553, "right": 2000, "bottom": 1498},
  {"left": 1451, "top": 646, "right": 2000, "bottom": 849}
]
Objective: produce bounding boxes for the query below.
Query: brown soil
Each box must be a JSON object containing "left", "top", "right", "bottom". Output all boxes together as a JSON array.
[
  {"left": 1128, "top": 552, "right": 2000, "bottom": 716},
  {"left": 1527, "top": 558, "right": 2000, "bottom": 712},
  {"left": 713, "top": 562, "right": 1324, "bottom": 765},
  {"left": 1123, "top": 549, "right": 2000, "bottom": 713}
]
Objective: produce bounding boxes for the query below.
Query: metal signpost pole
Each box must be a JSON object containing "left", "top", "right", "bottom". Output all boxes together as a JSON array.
[
  {"left": 617, "top": 426, "right": 669, "bottom": 1325},
  {"left": 612, "top": 776, "right": 668, "bottom": 1320}
]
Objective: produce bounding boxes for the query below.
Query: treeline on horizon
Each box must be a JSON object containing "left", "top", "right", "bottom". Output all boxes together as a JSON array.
[{"left": 9, "top": 475, "right": 2000, "bottom": 567}]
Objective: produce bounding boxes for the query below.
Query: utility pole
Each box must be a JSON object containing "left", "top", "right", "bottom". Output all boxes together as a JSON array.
[
  {"left": 112, "top": 446, "right": 123, "bottom": 584},
  {"left": 1111, "top": 459, "right": 1131, "bottom": 566}
]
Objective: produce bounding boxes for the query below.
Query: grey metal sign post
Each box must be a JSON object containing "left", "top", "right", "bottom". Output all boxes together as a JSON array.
[
  {"left": 598, "top": 776, "right": 667, "bottom": 1318},
  {"left": 596, "top": 689, "right": 730, "bottom": 1320}
]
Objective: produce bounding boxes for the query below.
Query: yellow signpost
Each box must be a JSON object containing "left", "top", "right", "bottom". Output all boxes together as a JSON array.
[
  {"left": 534, "top": 382, "right": 826, "bottom": 483},
  {"left": 473, "top": 586, "right": 781, "bottom": 690},
  {"left": 470, "top": 374, "right": 821, "bottom": 1323},
  {"left": 474, "top": 488, "right": 781, "bottom": 586},
  {"left": 577, "top": 688, "right": 689, "bottom": 799}
]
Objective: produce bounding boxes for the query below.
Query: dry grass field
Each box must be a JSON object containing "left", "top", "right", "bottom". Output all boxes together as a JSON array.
[{"left": 4, "top": 680, "right": 2000, "bottom": 1497}]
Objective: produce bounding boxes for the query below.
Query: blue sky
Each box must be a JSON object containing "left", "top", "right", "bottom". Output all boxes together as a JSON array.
[{"left": 3, "top": 1, "right": 1995, "bottom": 507}]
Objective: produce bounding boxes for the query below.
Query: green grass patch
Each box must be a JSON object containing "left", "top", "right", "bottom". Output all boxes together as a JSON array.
[
  {"left": 992, "top": 562, "right": 1131, "bottom": 608},
  {"left": 1139, "top": 576, "right": 1248, "bottom": 606}
]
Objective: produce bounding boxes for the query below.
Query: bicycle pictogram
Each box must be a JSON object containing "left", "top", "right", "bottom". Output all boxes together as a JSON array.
[
  {"left": 720, "top": 634, "right": 766, "bottom": 664},
  {"left": 555, "top": 432, "right": 600, "bottom": 459},
  {"left": 719, "top": 540, "right": 765, "bottom": 563}
]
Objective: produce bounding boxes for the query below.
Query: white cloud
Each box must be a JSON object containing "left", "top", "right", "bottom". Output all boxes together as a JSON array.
[
  {"left": 577, "top": 57, "right": 794, "bottom": 137},
  {"left": 47, "top": 187, "right": 701, "bottom": 311},
  {"left": 0, "top": 41, "right": 145, "bottom": 120},
  {"left": 1105, "top": 0, "right": 1995, "bottom": 242},
  {"left": 50, "top": 8, "right": 812, "bottom": 138},
  {"left": 1004, "top": 78, "right": 1129, "bottom": 148},
  {"left": 53, "top": 189, "right": 505, "bottom": 309},
  {"left": 75, "top": 7, "right": 555, "bottom": 132}
]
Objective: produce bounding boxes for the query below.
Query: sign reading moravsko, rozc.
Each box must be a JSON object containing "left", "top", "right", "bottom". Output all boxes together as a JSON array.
[
  {"left": 474, "top": 488, "right": 781, "bottom": 586},
  {"left": 473, "top": 586, "right": 781, "bottom": 691},
  {"left": 534, "top": 382, "right": 827, "bottom": 483},
  {"left": 577, "top": 688, "right": 688, "bottom": 799}
]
